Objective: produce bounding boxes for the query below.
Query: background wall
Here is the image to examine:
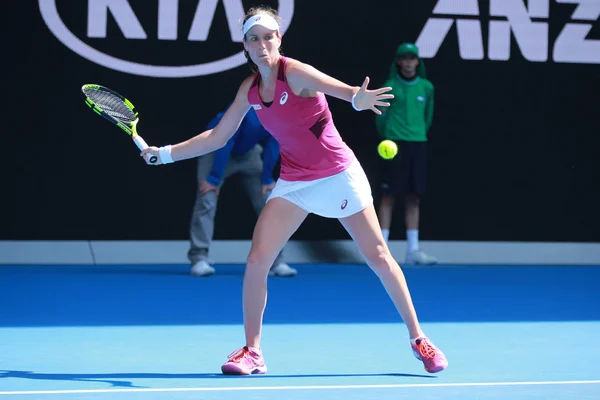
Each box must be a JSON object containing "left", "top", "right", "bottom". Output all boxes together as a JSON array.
[{"left": 4, "top": 0, "right": 599, "bottom": 247}]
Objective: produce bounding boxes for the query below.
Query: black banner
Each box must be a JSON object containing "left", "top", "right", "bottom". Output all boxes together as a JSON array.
[{"left": 5, "top": 0, "right": 599, "bottom": 242}]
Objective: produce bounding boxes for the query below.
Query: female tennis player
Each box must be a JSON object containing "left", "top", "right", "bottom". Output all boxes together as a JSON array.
[{"left": 141, "top": 6, "right": 448, "bottom": 375}]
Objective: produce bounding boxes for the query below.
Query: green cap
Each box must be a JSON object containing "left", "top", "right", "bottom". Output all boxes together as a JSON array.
[
  {"left": 387, "top": 42, "right": 427, "bottom": 80},
  {"left": 396, "top": 43, "right": 419, "bottom": 57}
]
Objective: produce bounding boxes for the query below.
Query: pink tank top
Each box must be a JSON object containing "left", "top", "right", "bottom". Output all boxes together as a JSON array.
[{"left": 247, "top": 56, "right": 355, "bottom": 181}]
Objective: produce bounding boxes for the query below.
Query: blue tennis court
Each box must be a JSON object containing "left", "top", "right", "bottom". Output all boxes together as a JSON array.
[{"left": 1, "top": 263, "right": 599, "bottom": 399}]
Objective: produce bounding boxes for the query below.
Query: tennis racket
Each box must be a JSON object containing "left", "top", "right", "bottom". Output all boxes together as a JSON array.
[{"left": 81, "top": 84, "right": 157, "bottom": 163}]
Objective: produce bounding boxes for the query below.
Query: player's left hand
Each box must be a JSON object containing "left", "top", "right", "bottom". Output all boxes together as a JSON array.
[{"left": 353, "top": 77, "right": 394, "bottom": 115}]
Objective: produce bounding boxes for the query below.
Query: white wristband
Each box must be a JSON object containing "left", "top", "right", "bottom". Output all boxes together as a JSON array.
[
  {"left": 158, "top": 145, "right": 174, "bottom": 164},
  {"left": 351, "top": 92, "right": 362, "bottom": 111}
]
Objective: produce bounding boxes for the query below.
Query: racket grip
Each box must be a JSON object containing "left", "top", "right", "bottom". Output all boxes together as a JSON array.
[{"left": 133, "top": 135, "right": 158, "bottom": 164}]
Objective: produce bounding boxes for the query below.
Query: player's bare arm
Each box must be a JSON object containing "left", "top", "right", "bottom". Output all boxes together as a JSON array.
[
  {"left": 169, "top": 77, "right": 253, "bottom": 161},
  {"left": 140, "top": 77, "right": 253, "bottom": 164},
  {"left": 285, "top": 58, "right": 394, "bottom": 115}
]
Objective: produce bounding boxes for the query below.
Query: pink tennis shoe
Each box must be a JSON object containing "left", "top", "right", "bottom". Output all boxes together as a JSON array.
[
  {"left": 221, "top": 338, "right": 447, "bottom": 375},
  {"left": 411, "top": 336, "right": 448, "bottom": 373},
  {"left": 221, "top": 346, "right": 267, "bottom": 375}
]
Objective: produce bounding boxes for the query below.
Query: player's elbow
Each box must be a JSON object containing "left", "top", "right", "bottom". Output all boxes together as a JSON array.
[
  {"left": 208, "top": 129, "right": 230, "bottom": 151},
  {"left": 213, "top": 137, "right": 228, "bottom": 151}
]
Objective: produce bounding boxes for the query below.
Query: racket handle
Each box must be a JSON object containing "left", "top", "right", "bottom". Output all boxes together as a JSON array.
[{"left": 133, "top": 135, "right": 158, "bottom": 164}]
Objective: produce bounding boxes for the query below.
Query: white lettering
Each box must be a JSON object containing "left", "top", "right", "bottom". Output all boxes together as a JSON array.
[
  {"left": 87, "top": 0, "right": 147, "bottom": 39},
  {"left": 432, "top": 0, "right": 479, "bottom": 15},
  {"left": 554, "top": 0, "right": 600, "bottom": 64},
  {"left": 188, "top": 0, "right": 246, "bottom": 42},
  {"left": 554, "top": 24, "right": 600, "bottom": 64},
  {"left": 456, "top": 20, "right": 484, "bottom": 60},
  {"left": 416, "top": 0, "right": 482, "bottom": 59},
  {"left": 557, "top": 0, "right": 600, "bottom": 20},
  {"left": 489, "top": 0, "right": 549, "bottom": 62},
  {"left": 158, "top": 0, "right": 179, "bottom": 40},
  {"left": 415, "top": 0, "right": 599, "bottom": 64},
  {"left": 415, "top": 18, "right": 454, "bottom": 59},
  {"left": 39, "top": 0, "right": 295, "bottom": 77}
]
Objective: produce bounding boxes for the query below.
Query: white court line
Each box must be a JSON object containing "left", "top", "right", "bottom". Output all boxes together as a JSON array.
[{"left": 0, "top": 380, "right": 599, "bottom": 395}]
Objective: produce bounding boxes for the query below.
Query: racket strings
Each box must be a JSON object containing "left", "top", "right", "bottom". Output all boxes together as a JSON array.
[{"left": 84, "top": 88, "right": 136, "bottom": 123}]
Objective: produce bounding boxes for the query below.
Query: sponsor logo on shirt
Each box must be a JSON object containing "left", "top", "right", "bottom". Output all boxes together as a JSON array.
[{"left": 280, "top": 91, "right": 289, "bottom": 105}]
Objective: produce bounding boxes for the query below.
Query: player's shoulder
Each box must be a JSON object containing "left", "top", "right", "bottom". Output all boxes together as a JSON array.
[
  {"left": 234, "top": 74, "right": 258, "bottom": 103},
  {"left": 283, "top": 57, "right": 313, "bottom": 78},
  {"left": 240, "top": 74, "right": 257, "bottom": 91},
  {"left": 283, "top": 57, "right": 299, "bottom": 78},
  {"left": 283, "top": 56, "right": 302, "bottom": 69}
]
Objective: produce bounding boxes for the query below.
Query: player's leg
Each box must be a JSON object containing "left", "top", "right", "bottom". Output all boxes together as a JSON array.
[
  {"left": 404, "top": 142, "right": 437, "bottom": 265},
  {"left": 340, "top": 204, "right": 422, "bottom": 338},
  {"left": 238, "top": 148, "right": 294, "bottom": 276},
  {"left": 244, "top": 197, "right": 307, "bottom": 346},
  {"left": 221, "top": 197, "right": 308, "bottom": 375},
  {"left": 188, "top": 153, "right": 218, "bottom": 276},
  {"left": 338, "top": 204, "right": 447, "bottom": 373}
]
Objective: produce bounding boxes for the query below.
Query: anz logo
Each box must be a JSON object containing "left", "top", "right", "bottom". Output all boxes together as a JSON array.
[
  {"left": 38, "top": 0, "right": 295, "bottom": 77},
  {"left": 416, "top": 0, "right": 600, "bottom": 64}
]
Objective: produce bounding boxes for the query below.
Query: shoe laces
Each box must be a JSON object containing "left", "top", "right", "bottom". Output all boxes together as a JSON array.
[
  {"left": 227, "top": 347, "right": 250, "bottom": 362},
  {"left": 415, "top": 338, "right": 437, "bottom": 359}
]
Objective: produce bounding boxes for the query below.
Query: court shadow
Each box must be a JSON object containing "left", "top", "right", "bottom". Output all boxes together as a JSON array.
[
  {"left": 0, "top": 370, "right": 435, "bottom": 388},
  {"left": 2, "top": 263, "right": 599, "bottom": 326}
]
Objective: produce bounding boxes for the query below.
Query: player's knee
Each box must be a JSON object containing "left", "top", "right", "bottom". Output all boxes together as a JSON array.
[
  {"left": 365, "top": 246, "right": 395, "bottom": 274},
  {"left": 246, "top": 248, "right": 275, "bottom": 271}
]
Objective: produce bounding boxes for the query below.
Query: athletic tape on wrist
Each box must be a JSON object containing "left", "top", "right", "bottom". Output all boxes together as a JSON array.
[
  {"left": 158, "top": 145, "right": 174, "bottom": 164},
  {"left": 351, "top": 93, "right": 362, "bottom": 111}
]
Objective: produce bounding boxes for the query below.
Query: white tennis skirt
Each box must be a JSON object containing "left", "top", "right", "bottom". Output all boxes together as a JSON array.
[{"left": 266, "top": 159, "right": 373, "bottom": 218}]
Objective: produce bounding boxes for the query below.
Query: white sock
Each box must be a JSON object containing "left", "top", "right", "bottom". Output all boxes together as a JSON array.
[
  {"left": 410, "top": 335, "right": 426, "bottom": 344},
  {"left": 381, "top": 229, "right": 390, "bottom": 242},
  {"left": 407, "top": 229, "right": 419, "bottom": 253},
  {"left": 248, "top": 346, "right": 261, "bottom": 354}
]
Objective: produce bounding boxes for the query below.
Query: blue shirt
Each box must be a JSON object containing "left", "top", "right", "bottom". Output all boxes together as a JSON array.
[{"left": 205, "top": 107, "right": 280, "bottom": 186}]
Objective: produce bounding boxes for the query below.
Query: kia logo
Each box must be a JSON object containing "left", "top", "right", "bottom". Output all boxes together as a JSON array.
[{"left": 39, "top": 0, "right": 295, "bottom": 78}]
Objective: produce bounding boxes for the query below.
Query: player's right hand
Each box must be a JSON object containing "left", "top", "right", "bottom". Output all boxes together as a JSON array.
[{"left": 140, "top": 147, "right": 161, "bottom": 165}]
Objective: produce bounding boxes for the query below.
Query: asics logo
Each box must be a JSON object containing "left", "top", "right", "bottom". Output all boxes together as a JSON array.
[
  {"left": 279, "top": 91, "right": 289, "bottom": 105},
  {"left": 341, "top": 199, "right": 348, "bottom": 210}
]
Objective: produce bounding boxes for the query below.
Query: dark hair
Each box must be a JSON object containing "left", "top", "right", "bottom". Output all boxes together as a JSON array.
[{"left": 242, "top": 6, "right": 283, "bottom": 73}]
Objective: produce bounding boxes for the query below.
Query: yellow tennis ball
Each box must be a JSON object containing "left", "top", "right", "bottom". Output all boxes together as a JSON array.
[{"left": 378, "top": 140, "right": 398, "bottom": 160}]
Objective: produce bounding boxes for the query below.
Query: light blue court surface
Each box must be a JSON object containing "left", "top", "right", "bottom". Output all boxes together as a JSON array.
[{"left": 1, "top": 263, "right": 599, "bottom": 399}]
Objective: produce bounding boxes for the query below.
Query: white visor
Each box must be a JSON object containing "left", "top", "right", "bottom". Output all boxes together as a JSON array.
[{"left": 242, "top": 14, "right": 280, "bottom": 36}]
